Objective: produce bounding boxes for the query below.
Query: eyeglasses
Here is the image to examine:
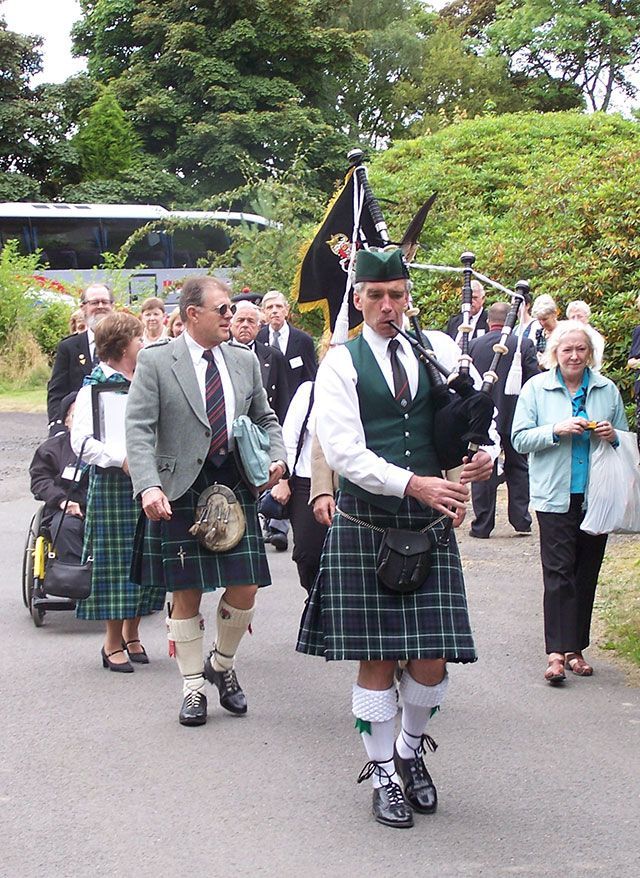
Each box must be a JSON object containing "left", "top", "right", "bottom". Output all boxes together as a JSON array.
[
  {"left": 199, "top": 303, "right": 237, "bottom": 317},
  {"left": 82, "top": 299, "right": 113, "bottom": 307}
]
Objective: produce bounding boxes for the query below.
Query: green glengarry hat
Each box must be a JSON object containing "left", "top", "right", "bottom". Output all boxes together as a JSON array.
[{"left": 354, "top": 247, "right": 409, "bottom": 283}]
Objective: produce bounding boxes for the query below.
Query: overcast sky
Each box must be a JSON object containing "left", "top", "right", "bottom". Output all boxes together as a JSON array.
[{"left": 2, "top": 0, "right": 86, "bottom": 83}]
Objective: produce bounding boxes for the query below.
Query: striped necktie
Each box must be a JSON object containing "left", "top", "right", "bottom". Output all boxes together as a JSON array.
[
  {"left": 202, "top": 349, "right": 228, "bottom": 465},
  {"left": 388, "top": 339, "right": 411, "bottom": 408}
]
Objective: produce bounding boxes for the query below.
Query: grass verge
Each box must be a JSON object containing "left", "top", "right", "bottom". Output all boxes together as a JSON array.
[
  {"left": 0, "top": 385, "right": 47, "bottom": 412},
  {"left": 594, "top": 534, "right": 640, "bottom": 674}
]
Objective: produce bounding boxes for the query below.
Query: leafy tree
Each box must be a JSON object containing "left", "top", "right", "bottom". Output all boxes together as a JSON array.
[
  {"left": 370, "top": 111, "right": 640, "bottom": 400},
  {"left": 332, "top": 0, "right": 432, "bottom": 146},
  {"left": 71, "top": 0, "right": 364, "bottom": 198},
  {"left": 75, "top": 88, "right": 141, "bottom": 180},
  {"left": 487, "top": 0, "right": 640, "bottom": 111}
]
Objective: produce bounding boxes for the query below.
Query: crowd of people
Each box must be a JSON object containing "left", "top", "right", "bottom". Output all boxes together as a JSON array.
[{"left": 29, "top": 259, "right": 636, "bottom": 831}]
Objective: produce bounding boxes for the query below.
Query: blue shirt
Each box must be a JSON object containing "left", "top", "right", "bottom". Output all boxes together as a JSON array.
[{"left": 558, "top": 369, "right": 591, "bottom": 494}]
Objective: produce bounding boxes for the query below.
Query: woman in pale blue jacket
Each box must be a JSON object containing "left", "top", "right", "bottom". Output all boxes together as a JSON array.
[{"left": 512, "top": 321, "right": 627, "bottom": 685}]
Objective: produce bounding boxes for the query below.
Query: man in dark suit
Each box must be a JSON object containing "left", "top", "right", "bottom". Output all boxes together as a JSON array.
[
  {"left": 446, "top": 280, "right": 489, "bottom": 346},
  {"left": 46, "top": 283, "right": 114, "bottom": 430},
  {"left": 230, "top": 300, "right": 291, "bottom": 423},
  {"left": 468, "top": 301, "right": 539, "bottom": 538},
  {"left": 256, "top": 290, "right": 317, "bottom": 394}
]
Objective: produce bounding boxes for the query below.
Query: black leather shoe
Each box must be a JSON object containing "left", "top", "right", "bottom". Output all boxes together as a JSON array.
[
  {"left": 179, "top": 690, "right": 207, "bottom": 726},
  {"left": 372, "top": 784, "right": 414, "bottom": 829},
  {"left": 203, "top": 654, "right": 247, "bottom": 715},
  {"left": 394, "top": 736, "right": 438, "bottom": 814},
  {"left": 270, "top": 532, "right": 288, "bottom": 551},
  {"left": 101, "top": 647, "right": 134, "bottom": 673},
  {"left": 122, "top": 639, "right": 149, "bottom": 664}
]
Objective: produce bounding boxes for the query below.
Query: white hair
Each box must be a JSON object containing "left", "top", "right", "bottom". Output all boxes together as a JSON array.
[
  {"left": 566, "top": 300, "right": 591, "bottom": 320},
  {"left": 531, "top": 294, "right": 558, "bottom": 319},
  {"left": 543, "top": 320, "right": 597, "bottom": 369},
  {"left": 261, "top": 290, "right": 288, "bottom": 307}
]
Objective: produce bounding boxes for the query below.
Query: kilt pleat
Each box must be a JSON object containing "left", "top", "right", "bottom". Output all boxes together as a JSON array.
[
  {"left": 77, "top": 469, "right": 165, "bottom": 621},
  {"left": 132, "top": 459, "right": 271, "bottom": 593},
  {"left": 296, "top": 491, "right": 477, "bottom": 662}
]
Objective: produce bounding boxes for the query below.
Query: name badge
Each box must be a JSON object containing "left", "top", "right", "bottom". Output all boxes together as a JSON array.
[
  {"left": 289, "top": 356, "right": 303, "bottom": 369},
  {"left": 62, "top": 465, "right": 82, "bottom": 482},
  {"left": 476, "top": 329, "right": 486, "bottom": 338}
]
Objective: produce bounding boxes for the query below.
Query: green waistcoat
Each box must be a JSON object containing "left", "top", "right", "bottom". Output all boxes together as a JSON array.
[{"left": 341, "top": 334, "right": 441, "bottom": 513}]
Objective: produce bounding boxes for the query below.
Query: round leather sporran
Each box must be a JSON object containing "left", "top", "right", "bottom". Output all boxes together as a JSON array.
[{"left": 189, "top": 484, "right": 246, "bottom": 552}]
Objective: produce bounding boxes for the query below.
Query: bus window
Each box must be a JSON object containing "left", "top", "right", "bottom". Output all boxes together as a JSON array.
[
  {"left": 102, "top": 220, "right": 171, "bottom": 268},
  {"left": 32, "top": 218, "right": 102, "bottom": 269},
  {"left": 0, "top": 221, "right": 32, "bottom": 255},
  {"left": 171, "top": 226, "right": 231, "bottom": 267}
]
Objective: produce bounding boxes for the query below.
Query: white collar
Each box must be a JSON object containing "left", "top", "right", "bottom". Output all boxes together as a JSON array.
[{"left": 362, "top": 322, "right": 413, "bottom": 358}]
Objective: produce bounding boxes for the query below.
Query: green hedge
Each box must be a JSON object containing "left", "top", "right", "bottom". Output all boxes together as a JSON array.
[{"left": 370, "top": 111, "right": 640, "bottom": 404}]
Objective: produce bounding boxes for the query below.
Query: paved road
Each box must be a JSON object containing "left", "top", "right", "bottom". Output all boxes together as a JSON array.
[{"left": 1, "top": 415, "right": 639, "bottom": 877}]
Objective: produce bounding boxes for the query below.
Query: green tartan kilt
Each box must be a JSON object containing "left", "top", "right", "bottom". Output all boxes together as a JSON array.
[
  {"left": 77, "top": 468, "right": 165, "bottom": 621},
  {"left": 296, "top": 491, "right": 477, "bottom": 663},
  {"left": 131, "top": 458, "right": 271, "bottom": 593}
]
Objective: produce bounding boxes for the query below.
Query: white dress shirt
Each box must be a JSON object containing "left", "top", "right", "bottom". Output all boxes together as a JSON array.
[
  {"left": 87, "top": 328, "right": 95, "bottom": 363},
  {"left": 315, "top": 325, "right": 498, "bottom": 499},
  {"left": 71, "top": 363, "right": 126, "bottom": 467},
  {"left": 282, "top": 381, "right": 315, "bottom": 477},
  {"left": 183, "top": 330, "right": 236, "bottom": 438},
  {"left": 270, "top": 321, "right": 290, "bottom": 355}
]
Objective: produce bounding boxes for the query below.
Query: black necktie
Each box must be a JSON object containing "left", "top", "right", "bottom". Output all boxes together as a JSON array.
[
  {"left": 202, "top": 349, "right": 227, "bottom": 465},
  {"left": 388, "top": 339, "right": 411, "bottom": 408}
]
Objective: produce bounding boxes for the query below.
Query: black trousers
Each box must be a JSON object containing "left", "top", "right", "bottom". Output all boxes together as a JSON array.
[
  {"left": 288, "top": 476, "right": 328, "bottom": 594},
  {"left": 536, "top": 494, "right": 608, "bottom": 654},
  {"left": 471, "top": 432, "right": 532, "bottom": 536}
]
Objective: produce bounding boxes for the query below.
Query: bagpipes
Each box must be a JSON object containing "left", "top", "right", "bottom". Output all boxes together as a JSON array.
[{"left": 294, "top": 149, "right": 528, "bottom": 471}]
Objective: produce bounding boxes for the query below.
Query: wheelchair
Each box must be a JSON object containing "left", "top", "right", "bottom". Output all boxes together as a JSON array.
[{"left": 22, "top": 505, "right": 77, "bottom": 627}]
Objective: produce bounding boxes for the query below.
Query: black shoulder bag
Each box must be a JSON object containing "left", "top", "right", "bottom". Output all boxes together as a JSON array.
[{"left": 44, "top": 438, "right": 92, "bottom": 601}]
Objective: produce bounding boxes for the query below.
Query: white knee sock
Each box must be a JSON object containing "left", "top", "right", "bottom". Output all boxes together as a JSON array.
[
  {"left": 167, "top": 614, "right": 205, "bottom": 696},
  {"left": 396, "top": 670, "right": 449, "bottom": 759},
  {"left": 352, "top": 684, "right": 399, "bottom": 788},
  {"left": 211, "top": 597, "right": 255, "bottom": 672}
]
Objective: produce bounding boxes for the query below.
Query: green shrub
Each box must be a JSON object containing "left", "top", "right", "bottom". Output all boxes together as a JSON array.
[
  {"left": 0, "top": 241, "right": 42, "bottom": 345},
  {"left": 370, "top": 111, "right": 640, "bottom": 404},
  {"left": 29, "top": 299, "right": 74, "bottom": 360}
]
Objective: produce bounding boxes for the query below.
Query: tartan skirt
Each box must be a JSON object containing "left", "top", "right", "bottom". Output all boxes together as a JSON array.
[
  {"left": 296, "top": 491, "right": 477, "bottom": 662},
  {"left": 77, "top": 468, "right": 165, "bottom": 621},
  {"left": 131, "top": 458, "right": 271, "bottom": 593}
]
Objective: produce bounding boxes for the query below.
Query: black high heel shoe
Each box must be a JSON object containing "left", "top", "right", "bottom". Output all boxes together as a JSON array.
[
  {"left": 101, "top": 647, "right": 134, "bottom": 673},
  {"left": 122, "top": 639, "right": 150, "bottom": 665}
]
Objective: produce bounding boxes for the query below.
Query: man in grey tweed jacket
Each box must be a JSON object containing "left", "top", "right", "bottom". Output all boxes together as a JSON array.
[{"left": 126, "top": 276, "right": 286, "bottom": 727}]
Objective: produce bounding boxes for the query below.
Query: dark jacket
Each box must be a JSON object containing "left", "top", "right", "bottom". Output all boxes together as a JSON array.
[
  {"left": 47, "top": 332, "right": 93, "bottom": 423},
  {"left": 256, "top": 323, "right": 317, "bottom": 395},
  {"left": 446, "top": 309, "right": 489, "bottom": 343},
  {"left": 469, "top": 329, "right": 539, "bottom": 435},
  {"left": 244, "top": 340, "right": 292, "bottom": 424},
  {"left": 29, "top": 431, "right": 88, "bottom": 520}
]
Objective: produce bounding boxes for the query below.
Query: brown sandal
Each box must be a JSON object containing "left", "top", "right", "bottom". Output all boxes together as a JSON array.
[
  {"left": 565, "top": 653, "right": 593, "bottom": 676},
  {"left": 544, "top": 656, "right": 566, "bottom": 684}
]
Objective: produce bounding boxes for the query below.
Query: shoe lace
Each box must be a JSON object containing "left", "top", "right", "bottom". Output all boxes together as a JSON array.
[
  {"left": 221, "top": 668, "right": 240, "bottom": 693},
  {"left": 357, "top": 761, "right": 395, "bottom": 786},
  {"left": 184, "top": 689, "right": 203, "bottom": 708}
]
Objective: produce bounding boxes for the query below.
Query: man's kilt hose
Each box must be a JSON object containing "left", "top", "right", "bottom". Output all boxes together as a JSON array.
[
  {"left": 131, "top": 457, "right": 271, "bottom": 593},
  {"left": 77, "top": 468, "right": 165, "bottom": 621},
  {"left": 296, "top": 491, "right": 477, "bottom": 662}
]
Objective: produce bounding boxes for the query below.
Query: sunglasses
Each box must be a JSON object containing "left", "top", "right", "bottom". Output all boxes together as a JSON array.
[{"left": 207, "top": 303, "right": 237, "bottom": 317}]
